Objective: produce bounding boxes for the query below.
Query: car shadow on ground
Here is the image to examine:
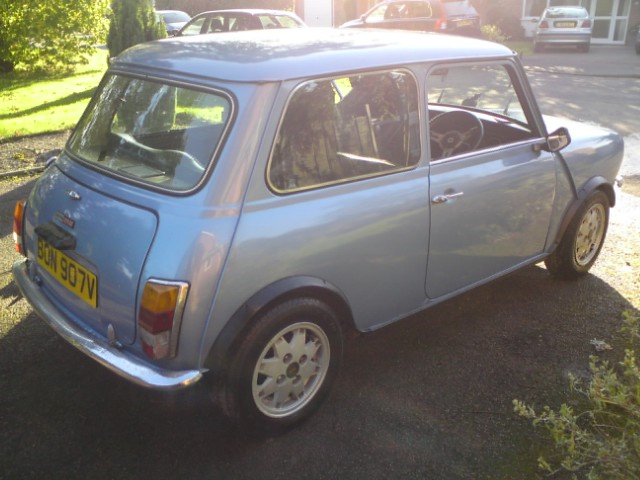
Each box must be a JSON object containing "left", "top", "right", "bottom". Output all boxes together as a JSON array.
[{"left": 1, "top": 263, "right": 637, "bottom": 480}]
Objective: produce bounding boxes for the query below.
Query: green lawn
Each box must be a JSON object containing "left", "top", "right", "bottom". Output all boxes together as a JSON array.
[{"left": 0, "top": 49, "right": 108, "bottom": 141}]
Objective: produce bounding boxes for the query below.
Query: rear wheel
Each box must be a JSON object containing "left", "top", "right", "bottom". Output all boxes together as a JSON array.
[
  {"left": 545, "top": 191, "right": 609, "bottom": 279},
  {"left": 219, "top": 297, "right": 343, "bottom": 432}
]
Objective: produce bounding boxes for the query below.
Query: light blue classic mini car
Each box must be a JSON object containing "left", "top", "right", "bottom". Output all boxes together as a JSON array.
[{"left": 13, "top": 28, "right": 623, "bottom": 431}]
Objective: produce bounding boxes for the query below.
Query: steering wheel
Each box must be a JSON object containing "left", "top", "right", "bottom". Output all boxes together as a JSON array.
[{"left": 429, "top": 110, "right": 484, "bottom": 160}]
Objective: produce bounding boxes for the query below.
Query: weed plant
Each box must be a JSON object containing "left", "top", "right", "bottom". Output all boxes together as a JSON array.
[{"left": 514, "top": 311, "right": 640, "bottom": 480}]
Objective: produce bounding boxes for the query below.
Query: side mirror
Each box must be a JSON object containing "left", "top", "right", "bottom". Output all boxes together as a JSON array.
[{"left": 544, "top": 127, "right": 571, "bottom": 152}]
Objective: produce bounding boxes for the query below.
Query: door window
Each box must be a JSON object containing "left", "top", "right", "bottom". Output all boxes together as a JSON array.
[{"left": 426, "top": 63, "right": 535, "bottom": 161}]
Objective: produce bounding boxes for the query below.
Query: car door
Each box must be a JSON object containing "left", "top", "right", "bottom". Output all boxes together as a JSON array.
[{"left": 425, "top": 62, "right": 557, "bottom": 298}]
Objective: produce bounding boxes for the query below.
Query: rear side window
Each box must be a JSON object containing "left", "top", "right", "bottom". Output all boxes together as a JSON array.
[
  {"left": 180, "top": 17, "right": 207, "bottom": 35},
  {"left": 257, "top": 14, "right": 302, "bottom": 28},
  {"left": 68, "top": 75, "right": 232, "bottom": 192},
  {"left": 268, "top": 70, "right": 420, "bottom": 193},
  {"left": 367, "top": 1, "right": 435, "bottom": 21}
]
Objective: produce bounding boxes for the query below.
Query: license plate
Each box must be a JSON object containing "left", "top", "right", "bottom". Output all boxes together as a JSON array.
[
  {"left": 555, "top": 21, "right": 576, "bottom": 28},
  {"left": 37, "top": 238, "right": 98, "bottom": 308},
  {"left": 456, "top": 20, "right": 474, "bottom": 27}
]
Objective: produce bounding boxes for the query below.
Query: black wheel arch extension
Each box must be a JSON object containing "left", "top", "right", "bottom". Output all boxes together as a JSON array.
[
  {"left": 203, "top": 276, "right": 354, "bottom": 372},
  {"left": 550, "top": 176, "right": 615, "bottom": 250}
]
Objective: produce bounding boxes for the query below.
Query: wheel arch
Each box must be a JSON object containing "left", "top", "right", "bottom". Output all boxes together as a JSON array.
[
  {"left": 551, "top": 176, "right": 615, "bottom": 250},
  {"left": 203, "top": 276, "right": 354, "bottom": 373}
]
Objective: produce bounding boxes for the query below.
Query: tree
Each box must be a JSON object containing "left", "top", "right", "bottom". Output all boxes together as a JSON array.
[
  {"left": 107, "top": 0, "right": 166, "bottom": 62},
  {"left": 0, "top": 0, "right": 109, "bottom": 73}
]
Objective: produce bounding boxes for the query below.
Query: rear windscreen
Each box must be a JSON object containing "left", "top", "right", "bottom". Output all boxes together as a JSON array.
[
  {"left": 545, "top": 8, "right": 588, "bottom": 19},
  {"left": 68, "top": 74, "right": 232, "bottom": 192},
  {"left": 442, "top": 0, "right": 478, "bottom": 16}
]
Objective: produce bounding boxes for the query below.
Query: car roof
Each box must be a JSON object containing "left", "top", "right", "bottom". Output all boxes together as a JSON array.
[
  {"left": 113, "top": 28, "right": 515, "bottom": 83},
  {"left": 191, "top": 9, "right": 299, "bottom": 17}
]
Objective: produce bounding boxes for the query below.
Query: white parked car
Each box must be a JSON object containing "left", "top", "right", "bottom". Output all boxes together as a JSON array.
[{"left": 533, "top": 6, "right": 592, "bottom": 52}]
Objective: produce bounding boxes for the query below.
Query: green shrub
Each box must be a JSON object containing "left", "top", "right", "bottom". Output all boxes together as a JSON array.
[
  {"left": 107, "top": 0, "right": 166, "bottom": 62},
  {"left": 514, "top": 311, "right": 640, "bottom": 480},
  {"left": 481, "top": 24, "right": 508, "bottom": 43}
]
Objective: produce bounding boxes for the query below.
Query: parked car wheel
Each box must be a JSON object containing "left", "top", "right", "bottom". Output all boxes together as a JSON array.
[
  {"left": 220, "top": 298, "right": 343, "bottom": 431},
  {"left": 545, "top": 191, "right": 609, "bottom": 279}
]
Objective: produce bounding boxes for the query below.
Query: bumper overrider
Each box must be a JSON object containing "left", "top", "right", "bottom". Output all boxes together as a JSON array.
[{"left": 12, "top": 258, "right": 203, "bottom": 390}]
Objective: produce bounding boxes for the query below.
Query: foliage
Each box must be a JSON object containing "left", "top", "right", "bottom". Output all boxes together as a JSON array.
[
  {"left": 481, "top": 25, "right": 508, "bottom": 43},
  {"left": 0, "top": 0, "right": 109, "bottom": 74},
  {"left": 471, "top": 0, "right": 524, "bottom": 40},
  {"left": 514, "top": 311, "right": 640, "bottom": 480},
  {"left": 154, "top": 0, "right": 295, "bottom": 16},
  {"left": 107, "top": 0, "right": 166, "bottom": 62}
]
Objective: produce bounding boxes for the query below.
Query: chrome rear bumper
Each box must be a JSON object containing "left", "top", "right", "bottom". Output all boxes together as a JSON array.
[{"left": 12, "top": 258, "right": 202, "bottom": 391}]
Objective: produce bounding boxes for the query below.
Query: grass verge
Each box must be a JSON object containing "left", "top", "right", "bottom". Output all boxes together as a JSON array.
[{"left": 0, "top": 49, "right": 108, "bottom": 141}]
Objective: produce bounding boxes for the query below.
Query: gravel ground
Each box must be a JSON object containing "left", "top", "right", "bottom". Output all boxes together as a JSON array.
[{"left": 0, "top": 132, "right": 69, "bottom": 177}]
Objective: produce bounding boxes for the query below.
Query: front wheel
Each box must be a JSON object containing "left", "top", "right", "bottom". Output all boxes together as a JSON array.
[
  {"left": 545, "top": 191, "right": 609, "bottom": 279},
  {"left": 219, "top": 297, "right": 343, "bottom": 432}
]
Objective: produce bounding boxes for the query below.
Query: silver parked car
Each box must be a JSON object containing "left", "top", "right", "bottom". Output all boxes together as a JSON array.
[
  {"left": 177, "top": 8, "right": 305, "bottom": 36},
  {"left": 13, "top": 29, "right": 623, "bottom": 431},
  {"left": 533, "top": 6, "right": 592, "bottom": 52},
  {"left": 156, "top": 9, "right": 191, "bottom": 36}
]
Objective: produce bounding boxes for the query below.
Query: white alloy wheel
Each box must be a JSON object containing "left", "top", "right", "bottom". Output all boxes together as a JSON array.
[
  {"left": 574, "top": 202, "right": 606, "bottom": 267},
  {"left": 252, "top": 321, "right": 330, "bottom": 418}
]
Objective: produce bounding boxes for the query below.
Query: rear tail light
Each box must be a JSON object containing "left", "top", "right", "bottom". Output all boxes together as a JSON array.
[
  {"left": 539, "top": 20, "right": 549, "bottom": 29},
  {"left": 436, "top": 17, "right": 447, "bottom": 31},
  {"left": 582, "top": 19, "right": 591, "bottom": 28},
  {"left": 138, "top": 280, "right": 189, "bottom": 359},
  {"left": 13, "top": 200, "right": 26, "bottom": 255}
]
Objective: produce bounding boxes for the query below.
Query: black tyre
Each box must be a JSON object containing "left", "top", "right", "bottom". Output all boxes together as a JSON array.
[
  {"left": 545, "top": 191, "right": 609, "bottom": 279},
  {"left": 220, "top": 297, "right": 343, "bottom": 432}
]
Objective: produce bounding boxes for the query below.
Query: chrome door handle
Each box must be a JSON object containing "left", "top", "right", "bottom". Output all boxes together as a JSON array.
[{"left": 432, "top": 192, "right": 464, "bottom": 204}]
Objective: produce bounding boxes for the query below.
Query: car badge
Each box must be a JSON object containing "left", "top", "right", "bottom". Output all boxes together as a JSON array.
[
  {"left": 66, "top": 190, "right": 81, "bottom": 200},
  {"left": 55, "top": 211, "right": 75, "bottom": 229}
]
